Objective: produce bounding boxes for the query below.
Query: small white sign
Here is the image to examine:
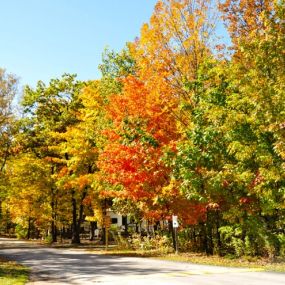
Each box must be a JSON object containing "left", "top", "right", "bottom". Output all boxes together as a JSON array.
[{"left": 172, "top": 215, "right": 179, "bottom": 228}]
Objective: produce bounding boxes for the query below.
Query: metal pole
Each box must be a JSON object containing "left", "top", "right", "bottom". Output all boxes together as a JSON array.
[{"left": 174, "top": 227, "right": 178, "bottom": 254}]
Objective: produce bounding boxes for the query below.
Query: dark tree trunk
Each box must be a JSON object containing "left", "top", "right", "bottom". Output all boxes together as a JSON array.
[
  {"left": 216, "top": 211, "right": 222, "bottom": 256},
  {"left": 51, "top": 220, "right": 57, "bottom": 243},
  {"left": 71, "top": 191, "right": 80, "bottom": 244},
  {"left": 122, "top": 216, "right": 128, "bottom": 236},
  {"left": 27, "top": 217, "right": 31, "bottom": 239},
  {"left": 50, "top": 167, "right": 57, "bottom": 243},
  {"left": 201, "top": 223, "right": 209, "bottom": 254},
  {"left": 89, "top": 221, "right": 97, "bottom": 241},
  {"left": 71, "top": 188, "right": 88, "bottom": 244},
  {"left": 135, "top": 223, "right": 139, "bottom": 233},
  {"left": 169, "top": 220, "right": 177, "bottom": 252}
]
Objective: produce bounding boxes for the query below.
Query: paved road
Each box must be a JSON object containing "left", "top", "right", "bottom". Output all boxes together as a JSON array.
[{"left": 0, "top": 238, "right": 284, "bottom": 285}]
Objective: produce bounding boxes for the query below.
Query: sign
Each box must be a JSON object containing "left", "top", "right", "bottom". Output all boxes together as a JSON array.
[{"left": 172, "top": 215, "right": 179, "bottom": 228}]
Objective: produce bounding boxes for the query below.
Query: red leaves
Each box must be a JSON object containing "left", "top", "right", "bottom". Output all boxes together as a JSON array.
[
  {"left": 97, "top": 75, "right": 181, "bottom": 219},
  {"left": 99, "top": 141, "right": 167, "bottom": 201}
]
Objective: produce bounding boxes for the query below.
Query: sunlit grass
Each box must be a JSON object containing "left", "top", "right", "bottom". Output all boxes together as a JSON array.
[
  {"left": 155, "top": 253, "right": 285, "bottom": 272},
  {"left": 0, "top": 257, "right": 29, "bottom": 285},
  {"left": 91, "top": 246, "right": 285, "bottom": 272}
]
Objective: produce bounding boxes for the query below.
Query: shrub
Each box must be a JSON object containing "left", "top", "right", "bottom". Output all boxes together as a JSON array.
[{"left": 15, "top": 225, "right": 28, "bottom": 239}]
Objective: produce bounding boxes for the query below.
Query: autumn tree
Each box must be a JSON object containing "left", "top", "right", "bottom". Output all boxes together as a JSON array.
[
  {"left": 6, "top": 153, "right": 52, "bottom": 239},
  {"left": 17, "top": 74, "right": 84, "bottom": 242},
  {"left": 214, "top": 0, "right": 285, "bottom": 256},
  {"left": 0, "top": 68, "right": 18, "bottom": 232}
]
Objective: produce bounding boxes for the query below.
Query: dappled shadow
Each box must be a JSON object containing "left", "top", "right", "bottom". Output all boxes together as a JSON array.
[
  {"left": 2, "top": 239, "right": 284, "bottom": 285},
  {"left": 0, "top": 239, "right": 184, "bottom": 284}
]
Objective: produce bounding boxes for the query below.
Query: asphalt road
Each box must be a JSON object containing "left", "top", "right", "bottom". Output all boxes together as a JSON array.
[{"left": 0, "top": 238, "right": 284, "bottom": 285}]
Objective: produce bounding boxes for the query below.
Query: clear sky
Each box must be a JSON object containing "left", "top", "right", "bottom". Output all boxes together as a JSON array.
[{"left": 0, "top": 0, "right": 158, "bottom": 88}]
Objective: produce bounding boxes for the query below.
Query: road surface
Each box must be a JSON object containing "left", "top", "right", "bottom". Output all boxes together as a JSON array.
[{"left": 0, "top": 238, "right": 284, "bottom": 285}]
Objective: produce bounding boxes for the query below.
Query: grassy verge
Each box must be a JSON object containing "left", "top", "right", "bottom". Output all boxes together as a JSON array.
[
  {"left": 155, "top": 253, "right": 285, "bottom": 272},
  {"left": 0, "top": 257, "right": 29, "bottom": 285},
  {"left": 38, "top": 239, "right": 285, "bottom": 272},
  {"left": 91, "top": 247, "right": 285, "bottom": 272}
]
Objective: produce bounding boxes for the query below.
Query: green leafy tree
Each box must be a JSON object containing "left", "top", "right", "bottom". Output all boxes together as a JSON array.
[{"left": 18, "top": 74, "right": 84, "bottom": 242}]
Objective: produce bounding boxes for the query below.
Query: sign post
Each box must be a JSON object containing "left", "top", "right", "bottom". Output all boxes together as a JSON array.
[{"left": 172, "top": 215, "right": 179, "bottom": 254}]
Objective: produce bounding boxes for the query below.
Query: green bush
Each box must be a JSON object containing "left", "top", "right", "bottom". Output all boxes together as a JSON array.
[
  {"left": 130, "top": 233, "right": 172, "bottom": 253},
  {"left": 44, "top": 235, "right": 53, "bottom": 245},
  {"left": 219, "top": 225, "right": 245, "bottom": 257},
  {"left": 114, "top": 232, "right": 172, "bottom": 253},
  {"left": 113, "top": 232, "right": 132, "bottom": 250},
  {"left": 277, "top": 234, "right": 285, "bottom": 257},
  {"left": 15, "top": 225, "right": 28, "bottom": 239}
]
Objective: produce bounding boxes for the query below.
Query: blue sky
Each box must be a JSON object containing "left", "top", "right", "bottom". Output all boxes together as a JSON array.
[{"left": 0, "top": 0, "right": 157, "bottom": 87}]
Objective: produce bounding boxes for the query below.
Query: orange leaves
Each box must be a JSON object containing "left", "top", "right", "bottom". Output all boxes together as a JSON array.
[
  {"left": 99, "top": 141, "right": 166, "bottom": 200},
  {"left": 62, "top": 174, "right": 91, "bottom": 191},
  {"left": 58, "top": 166, "right": 69, "bottom": 178},
  {"left": 219, "top": 0, "right": 275, "bottom": 44},
  {"left": 90, "top": 1, "right": 225, "bottom": 226},
  {"left": 107, "top": 76, "right": 147, "bottom": 125},
  {"left": 97, "top": 74, "right": 180, "bottom": 209},
  {"left": 107, "top": 76, "right": 178, "bottom": 145}
]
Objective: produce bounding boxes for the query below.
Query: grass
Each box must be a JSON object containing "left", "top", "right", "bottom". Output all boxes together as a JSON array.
[
  {"left": 0, "top": 257, "right": 29, "bottom": 285},
  {"left": 89, "top": 246, "right": 285, "bottom": 272},
  {"left": 155, "top": 252, "right": 285, "bottom": 272}
]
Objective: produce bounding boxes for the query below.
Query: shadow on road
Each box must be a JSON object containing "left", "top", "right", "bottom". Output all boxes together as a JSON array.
[{"left": 0, "top": 238, "right": 182, "bottom": 284}]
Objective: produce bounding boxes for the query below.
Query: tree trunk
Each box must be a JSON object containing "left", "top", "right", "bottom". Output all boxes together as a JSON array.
[
  {"left": 27, "top": 217, "right": 31, "bottom": 239},
  {"left": 71, "top": 188, "right": 88, "bottom": 244},
  {"left": 89, "top": 221, "right": 97, "bottom": 241},
  {"left": 201, "top": 223, "right": 209, "bottom": 254},
  {"left": 50, "top": 168, "right": 57, "bottom": 243},
  {"left": 122, "top": 216, "right": 128, "bottom": 236},
  {"left": 51, "top": 220, "right": 57, "bottom": 243},
  {"left": 216, "top": 211, "right": 222, "bottom": 256},
  {"left": 169, "top": 220, "right": 177, "bottom": 252},
  {"left": 71, "top": 192, "right": 80, "bottom": 244},
  {"left": 206, "top": 211, "right": 214, "bottom": 255}
]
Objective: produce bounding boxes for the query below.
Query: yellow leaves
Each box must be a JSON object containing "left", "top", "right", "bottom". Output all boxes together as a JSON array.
[
  {"left": 86, "top": 200, "right": 104, "bottom": 225},
  {"left": 274, "top": 141, "right": 285, "bottom": 160},
  {"left": 161, "top": 177, "right": 179, "bottom": 197},
  {"left": 228, "top": 141, "right": 255, "bottom": 161},
  {"left": 6, "top": 153, "right": 52, "bottom": 225},
  {"left": 257, "top": 155, "right": 273, "bottom": 167},
  {"left": 132, "top": 0, "right": 215, "bottom": 119},
  {"left": 80, "top": 81, "right": 103, "bottom": 110},
  {"left": 259, "top": 167, "right": 282, "bottom": 184}
]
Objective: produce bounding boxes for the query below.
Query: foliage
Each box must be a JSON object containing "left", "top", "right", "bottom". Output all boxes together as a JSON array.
[
  {"left": 114, "top": 232, "right": 172, "bottom": 254},
  {"left": 1, "top": 0, "right": 285, "bottom": 258}
]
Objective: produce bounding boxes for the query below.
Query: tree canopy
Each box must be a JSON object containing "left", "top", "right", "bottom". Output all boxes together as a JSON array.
[{"left": 0, "top": 0, "right": 284, "bottom": 257}]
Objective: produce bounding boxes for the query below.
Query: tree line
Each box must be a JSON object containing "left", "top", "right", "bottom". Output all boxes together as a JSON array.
[{"left": 0, "top": 0, "right": 284, "bottom": 257}]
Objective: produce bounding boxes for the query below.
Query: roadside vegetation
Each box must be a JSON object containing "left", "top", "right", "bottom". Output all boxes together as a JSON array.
[
  {"left": 101, "top": 248, "right": 285, "bottom": 273},
  {"left": 46, "top": 234, "right": 285, "bottom": 273},
  {"left": 0, "top": 257, "right": 29, "bottom": 285}
]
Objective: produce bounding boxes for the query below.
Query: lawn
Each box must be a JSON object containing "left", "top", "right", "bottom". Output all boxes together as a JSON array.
[{"left": 0, "top": 257, "right": 29, "bottom": 285}]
